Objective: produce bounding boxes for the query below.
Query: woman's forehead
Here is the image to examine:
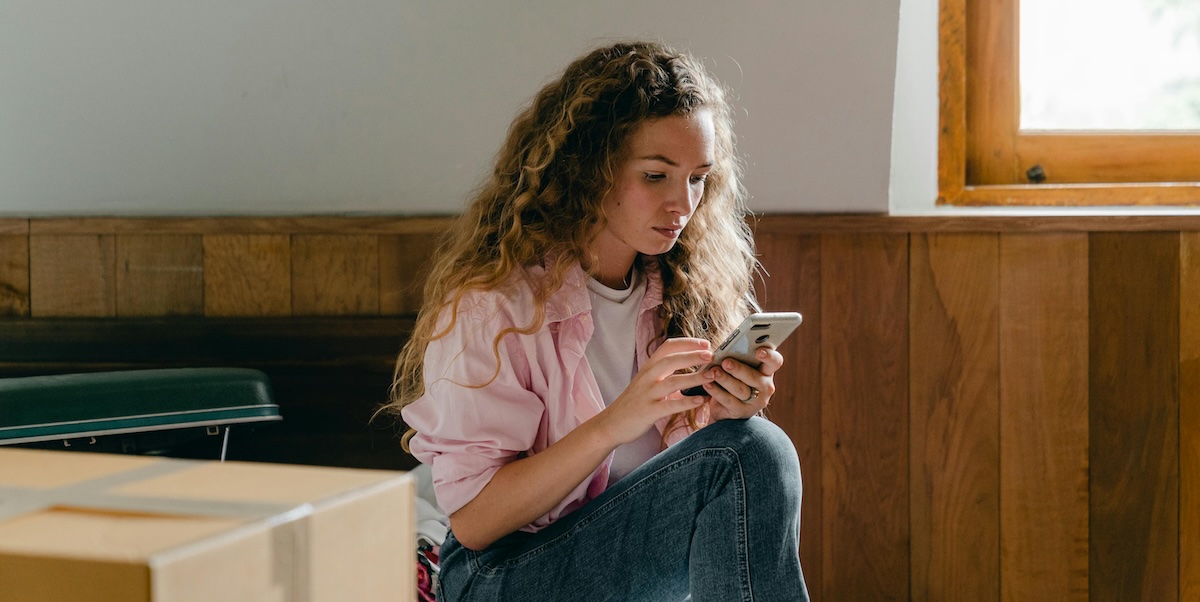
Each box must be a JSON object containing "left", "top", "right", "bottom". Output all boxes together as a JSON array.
[{"left": 624, "top": 111, "right": 716, "bottom": 167}]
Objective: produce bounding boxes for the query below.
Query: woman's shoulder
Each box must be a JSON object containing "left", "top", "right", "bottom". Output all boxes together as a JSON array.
[
  {"left": 447, "top": 266, "right": 543, "bottom": 322},
  {"left": 441, "top": 259, "right": 592, "bottom": 327}
]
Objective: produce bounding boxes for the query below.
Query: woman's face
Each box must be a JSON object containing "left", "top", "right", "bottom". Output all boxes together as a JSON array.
[{"left": 590, "top": 109, "right": 715, "bottom": 288}]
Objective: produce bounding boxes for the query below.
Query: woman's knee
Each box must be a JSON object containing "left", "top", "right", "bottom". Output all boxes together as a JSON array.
[{"left": 694, "top": 418, "right": 801, "bottom": 486}]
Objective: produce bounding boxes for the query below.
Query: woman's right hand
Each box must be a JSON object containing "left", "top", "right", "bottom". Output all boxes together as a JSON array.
[{"left": 594, "top": 337, "right": 715, "bottom": 445}]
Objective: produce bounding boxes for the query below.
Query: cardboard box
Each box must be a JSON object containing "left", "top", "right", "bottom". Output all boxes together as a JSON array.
[{"left": 0, "top": 448, "right": 414, "bottom": 601}]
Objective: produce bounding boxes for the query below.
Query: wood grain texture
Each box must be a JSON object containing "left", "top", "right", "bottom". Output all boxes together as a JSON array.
[
  {"left": 820, "top": 233, "right": 909, "bottom": 601},
  {"left": 379, "top": 233, "right": 440, "bottom": 315},
  {"left": 1181, "top": 232, "right": 1200, "bottom": 601},
  {"left": 956, "top": 184, "right": 1200, "bottom": 207},
  {"left": 1089, "top": 232, "right": 1179, "bottom": 601},
  {"left": 752, "top": 214, "right": 1200, "bottom": 235},
  {"left": 115, "top": 235, "right": 203, "bottom": 317},
  {"left": 965, "top": 0, "right": 1019, "bottom": 185},
  {"left": 909, "top": 233, "right": 1000, "bottom": 601},
  {"left": 29, "top": 235, "right": 116, "bottom": 317},
  {"left": 0, "top": 219, "right": 28, "bottom": 235},
  {"left": 999, "top": 233, "right": 1089, "bottom": 602},
  {"left": 0, "top": 235, "right": 30, "bottom": 316},
  {"left": 292, "top": 235, "right": 379, "bottom": 316},
  {"left": 1015, "top": 134, "right": 1200, "bottom": 185},
  {"left": 203, "top": 235, "right": 291, "bottom": 317},
  {"left": 30, "top": 216, "right": 455, "bottom": 235},
  {"left": 938, "top": 0, "right": 966, "bottom": 202},
  {"left": 755, "top": 232, "right": 822, "bottom": 595}
]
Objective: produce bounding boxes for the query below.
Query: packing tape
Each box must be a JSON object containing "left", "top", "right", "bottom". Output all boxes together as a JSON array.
[
  {"left": 0, "top": 457, "right": 315, "bottom": 602},
  {"left": 0, "top": 458, "right": 295, "bottom": 521},
  {"left": 147, "top": 502, "right": 314, "bottom": 602}
]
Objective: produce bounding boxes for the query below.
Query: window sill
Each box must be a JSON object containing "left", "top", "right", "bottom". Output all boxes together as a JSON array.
[{"left": 938, "top": 183, "right": 1200, "bottom": 209}]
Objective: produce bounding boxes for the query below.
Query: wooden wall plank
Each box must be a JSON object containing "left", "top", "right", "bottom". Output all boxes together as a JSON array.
[
  {"left": 0, "top": 235, "right": 30, "bottom": 316},
  {"left": 203, "top": 235, "right": 291, "bottom": 317},
  {"left": 1181, "top": 232, "right": 1200, "bottom": 601},
  {"left": 999, "top": 233, "right": 1089, "bottom": 602},
  {"left": 30, "top": 216, "right": 455, "bottom": 235},
  {"left": 29, "top": 235, "right": 116, "bottom": 317},
  {"left": 756, "top": 231, "right": 823, "bottom": 594},
  {"left": 910, "top": 233, "right": 1000, "bottom": 601},
  {"left": 379, "top": 233, "right": 439, "bottom": 315},
  {"left": 0, "top": 219, "right": 29, "bottom": 235},
  {"left": 292, "top": 235, "right": 379, "bottom": 316},
  {"left": 1089, "top": 232, "right": 1179, "bottom": 601},
  {"left": 116, "top": 235, "right": 203, "bottom": 317},
  {"left": 820, "top": 233, "right": 909, "bottom": 601}
]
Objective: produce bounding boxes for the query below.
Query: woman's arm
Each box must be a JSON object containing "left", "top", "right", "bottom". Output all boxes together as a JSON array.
[
  {"left": 449, "top": 338, "right": 715, "bottom": 551},
  {"left": 447, "top": 416, "right": 616, "bottom": 550}
]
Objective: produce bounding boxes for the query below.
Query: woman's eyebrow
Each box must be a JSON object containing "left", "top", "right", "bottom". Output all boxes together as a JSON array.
[{"left": 637, "top": 154, "right": 713, "bottom": 169}]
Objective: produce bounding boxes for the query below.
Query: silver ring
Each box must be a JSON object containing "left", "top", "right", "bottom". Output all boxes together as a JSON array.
[{"left": 742, "top": 387, "right": 759, "bottom": 403}]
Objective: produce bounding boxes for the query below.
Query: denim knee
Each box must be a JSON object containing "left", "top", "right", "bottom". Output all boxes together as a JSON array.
[{"left": 690, "top": 417, "right": 802, "bottom": 500}]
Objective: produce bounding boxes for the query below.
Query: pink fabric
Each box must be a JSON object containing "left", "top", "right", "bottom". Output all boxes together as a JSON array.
[{"left": 401, "top": 260, "right": 695, "bottom": 532}]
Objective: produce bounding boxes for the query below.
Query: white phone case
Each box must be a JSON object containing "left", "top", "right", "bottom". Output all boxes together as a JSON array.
[{"left": 681, "top": 312, "right": 802, "bottom": 396}]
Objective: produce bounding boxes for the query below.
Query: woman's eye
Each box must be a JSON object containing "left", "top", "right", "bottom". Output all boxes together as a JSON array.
[
  {"left": 644, "top": 173, "right": 666, "bottom": 182},
  {"left": 690, "top": 174, "right": 709, "bottom": 184}
]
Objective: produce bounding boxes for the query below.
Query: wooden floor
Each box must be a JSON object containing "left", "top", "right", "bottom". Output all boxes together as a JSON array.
[{"left": 3, "top": 214, "right": 1199, "bottom": 601}]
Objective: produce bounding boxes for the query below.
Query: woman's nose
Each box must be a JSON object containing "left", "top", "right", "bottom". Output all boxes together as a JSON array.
[{"left": 666, "top": 182, "right": 696, "bottom": 214}]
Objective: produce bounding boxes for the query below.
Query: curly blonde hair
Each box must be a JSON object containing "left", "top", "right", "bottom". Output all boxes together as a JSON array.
[{"left": 385, "top": 40, "right": 759, "bottom": 446}]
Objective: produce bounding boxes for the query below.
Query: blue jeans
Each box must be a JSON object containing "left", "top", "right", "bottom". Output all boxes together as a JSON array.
[{"left": 437, "top": 417, "right": 809, "bottom": 601}]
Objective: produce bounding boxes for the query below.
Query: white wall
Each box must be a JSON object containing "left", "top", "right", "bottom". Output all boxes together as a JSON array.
[
  {"left": 0, "top": 1, "right": 900, "bottom": 216},
  {"left": 888, "top": 0, "right": 939, "bottom": 214}
]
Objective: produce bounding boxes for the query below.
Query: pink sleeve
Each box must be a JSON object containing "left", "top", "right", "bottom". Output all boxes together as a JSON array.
[{"left": 400, "top": 309, "right": 543, "bottom": 516}]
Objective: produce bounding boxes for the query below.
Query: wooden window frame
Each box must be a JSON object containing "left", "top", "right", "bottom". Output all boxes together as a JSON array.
[{"left": 939, "top": 0, "right": 1200, "bottom": 206}]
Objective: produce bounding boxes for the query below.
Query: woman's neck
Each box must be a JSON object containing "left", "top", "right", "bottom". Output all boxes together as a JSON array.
[{"left": 589, "top": 254, "right": 638, "bottom": 290}]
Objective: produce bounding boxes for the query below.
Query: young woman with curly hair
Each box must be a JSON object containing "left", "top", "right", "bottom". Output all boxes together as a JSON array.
[{"left": 386, "top": 40, "right": 808, "bottom": 601}]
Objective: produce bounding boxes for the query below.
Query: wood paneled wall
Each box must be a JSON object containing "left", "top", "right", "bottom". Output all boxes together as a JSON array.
[
  {"left": 3, "top": 214, "right": 1199, "bottom": 601},
  {"left": 753, "top": 216, "right": 1197, "bottom": 602},
  {"left": 0, "top": 217, "right": 451, "bottom": 318}
]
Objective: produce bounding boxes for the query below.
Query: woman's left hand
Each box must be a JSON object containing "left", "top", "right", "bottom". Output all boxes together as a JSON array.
[{"left": 702, "top": 346, "right": 782, "bottom": 420}]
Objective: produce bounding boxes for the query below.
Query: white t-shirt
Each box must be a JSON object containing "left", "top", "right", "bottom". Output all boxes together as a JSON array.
[{"left": 584, "top": 272, "right": 663, "bottom": 486}]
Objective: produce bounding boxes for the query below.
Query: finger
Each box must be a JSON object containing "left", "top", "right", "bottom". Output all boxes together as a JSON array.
[
  {"left": 654, "top": 337, "right": 712, "bottom": 356},
  {"left": 754, "top": 347, "right": 785, "bottom": 376},
  {"left": 656, "top": 392, "right": 710, "bottom": 416},
  {"left": 650, "top": 348, "right": 715, "bottom": 375},
  {"left": 715, "top": 360, "right": 766, "bottom": 394},
  {"left": 703, "top": 380, "right": 755, "bottom": 415},
  {"left": 660, "top": 370, "right": 716, "bottom": 398},
  {"left": 708, "top": 366, "right": 756, "bottom": 403}
]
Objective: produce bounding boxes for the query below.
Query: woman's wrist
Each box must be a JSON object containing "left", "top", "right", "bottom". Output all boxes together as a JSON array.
[{"left": 584, "top": 406, "right": 627, "bottom": 450}]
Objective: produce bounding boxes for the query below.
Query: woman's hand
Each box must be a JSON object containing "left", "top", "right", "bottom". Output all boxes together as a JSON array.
[
  {"left": 594, "top": 337, "right": 715, "bottom": 445},
  {"left": 702, "top": 346, "right": 782, "bottom": 420}
]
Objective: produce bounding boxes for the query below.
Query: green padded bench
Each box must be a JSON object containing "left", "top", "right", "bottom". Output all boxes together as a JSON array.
[{"left": 0, "top": 368, "right": 281, "bottom": 460}]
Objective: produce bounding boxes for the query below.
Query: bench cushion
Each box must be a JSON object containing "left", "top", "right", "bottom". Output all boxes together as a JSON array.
[{"left": 0, "top": 368, "right": 281, "bottom": 445}]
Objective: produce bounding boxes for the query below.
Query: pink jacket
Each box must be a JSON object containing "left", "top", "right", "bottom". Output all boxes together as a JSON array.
[{"left": 401, "top": 260, "right": 696, "bottom": 532}]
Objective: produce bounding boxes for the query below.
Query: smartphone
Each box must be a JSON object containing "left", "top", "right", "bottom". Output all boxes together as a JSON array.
[{"left": 680, "top": 312, "right": 803, "bottom": 397}]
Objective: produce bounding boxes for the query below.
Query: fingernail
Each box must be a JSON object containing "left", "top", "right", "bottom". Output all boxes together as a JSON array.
[
  {"left": 723, "top": 360, "right": 735, "bottom": 370},
  {"left": 758, "top": 349, "right": 768, "bottom": 358}
]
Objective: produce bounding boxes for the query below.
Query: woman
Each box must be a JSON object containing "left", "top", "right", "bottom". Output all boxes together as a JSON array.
[{"left": 388, "top": 40, "right": 808, "bottom": 601}]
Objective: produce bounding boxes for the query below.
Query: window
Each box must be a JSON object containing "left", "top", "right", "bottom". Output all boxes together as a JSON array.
[{"left": 939, "top": 0, "right": 1200, "bottom": 206}]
